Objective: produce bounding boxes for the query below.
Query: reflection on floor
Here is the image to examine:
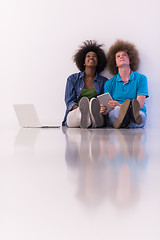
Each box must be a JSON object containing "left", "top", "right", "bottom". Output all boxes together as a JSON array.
[
  {"left": 63, "top": 127, "right": 148, "bottom": 208},
  {"left": 0, "top": 127, "right": 160, "bottom": 240}
]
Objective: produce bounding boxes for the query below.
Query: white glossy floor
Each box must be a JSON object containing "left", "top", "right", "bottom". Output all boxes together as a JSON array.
[{"left": 0, "top": 126, "right": 160, "bottom": 240}]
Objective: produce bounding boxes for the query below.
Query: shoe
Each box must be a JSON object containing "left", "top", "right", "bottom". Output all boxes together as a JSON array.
[
  {"left": 79, "top": 97, "right": 91, "bottom": 129},
  {"left": 114, "top": 99, "right": 131, "bottom": 129},
  {"left": 89, "top": 98, "right": 104, "bottom": 128},
  {"left": 130, "top": 99, "right": 142, "bottom": 125}
]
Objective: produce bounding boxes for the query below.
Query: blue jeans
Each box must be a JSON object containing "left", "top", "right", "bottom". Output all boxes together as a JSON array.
[{"left": 107, "top": 106, "right": 147, "bottom": 128}]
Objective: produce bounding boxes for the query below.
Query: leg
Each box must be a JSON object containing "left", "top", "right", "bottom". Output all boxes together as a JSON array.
[
  {"left": 108, "top": 105, "right": 147, "bottom": 129},
  {"left": 113, "top": 99, "right": 131, "bottom": 128},
  {"left": 130, "top": 99, "right": 142, "bottom": 125},
  {"left": 79, "top": 97, "right": 91, "bottom": 128},
  {"left": 127, "top": 111, "right": 147, "bottom": 128},
  {"left": 67, "top": 97, "right": 92, "bottom": 128},
  {"left": 89, "top": 98, "right": 104, "bottom": 128},
  {"left": 66, "top": 107, "right": 81, "bottom": 128},
  {"left": 107, "top": 106, "right": 121, "bottom": 128}
]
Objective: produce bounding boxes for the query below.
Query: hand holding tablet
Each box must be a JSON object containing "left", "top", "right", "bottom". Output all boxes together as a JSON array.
[{"left": 97, "top": 92, "right": 113, "bottom": 113}]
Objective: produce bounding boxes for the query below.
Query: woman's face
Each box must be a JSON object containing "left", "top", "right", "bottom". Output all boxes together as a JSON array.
[
  {"left": 115, "top": 51, "right": 130, "bottom": 68},
  {"left": 84, "top": 51, "right": 98, "bottom": 68}
]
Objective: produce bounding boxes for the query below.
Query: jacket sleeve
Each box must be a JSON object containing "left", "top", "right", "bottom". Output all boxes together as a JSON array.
[{"left": 65, "top": 74, "right": 78, "bottom": 112}]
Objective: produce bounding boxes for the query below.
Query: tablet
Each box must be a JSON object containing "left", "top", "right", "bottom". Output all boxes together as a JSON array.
[{"left": 97, "top": 92, "right": 113, "bottom": 113}]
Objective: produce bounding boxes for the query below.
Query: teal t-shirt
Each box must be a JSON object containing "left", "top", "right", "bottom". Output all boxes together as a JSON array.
[
  {"left": 78, "top": 88, "right": 97, "bottom": 105},
  {"left": 104, "top": 71, "right": 149, "bottom": 114}
]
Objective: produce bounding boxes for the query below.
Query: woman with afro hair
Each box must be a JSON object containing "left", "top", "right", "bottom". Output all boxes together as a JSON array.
[
  {"left": 100, "top": 39, "right": 149, "bottom": 128},
  {"left": 62, "top": 40, "right": 108, "bottom": 128}
]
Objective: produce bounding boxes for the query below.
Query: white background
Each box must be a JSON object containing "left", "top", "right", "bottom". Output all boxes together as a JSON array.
[{"left": 0, "top": 0, "right": 159, "bottom": 128}]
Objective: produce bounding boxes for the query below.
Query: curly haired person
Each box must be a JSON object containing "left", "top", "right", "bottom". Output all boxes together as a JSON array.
[
  {"left": 100, "top": 39, "right": 149, "bottom": 128},
  {"left": 62, "top": 40, "right": 108, "bottom": 128}
]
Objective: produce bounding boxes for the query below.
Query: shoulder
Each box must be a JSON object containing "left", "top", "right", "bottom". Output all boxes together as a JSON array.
[
  {"left": 96, "top": 74, "right": 108, "bottom": 86},
  {"left": 67, "top": 72, "right": 82, "bottom": 79},
  {"left": 104, "top": 75, "right": 117, "bottom": 85},
  {"left": 133, "top": 71, "right": 147, "bottom": 80},
  {"left": 67, "top": 72, "right": 82, "bottom": 82},
  {"left": 97, "top": 73, "right": 108, "bottom": 81}
]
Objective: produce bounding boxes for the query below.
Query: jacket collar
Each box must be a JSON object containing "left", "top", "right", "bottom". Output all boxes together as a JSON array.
[{"left": 80, "top": 71, "right": 100, "bottom": 81}]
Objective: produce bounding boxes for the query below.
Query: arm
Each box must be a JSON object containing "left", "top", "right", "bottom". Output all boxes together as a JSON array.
[
  {"left": 65, "top": 75, "right": 78, "bottom": 111},
  {"left": 102, "top": 79, "right": 121, "bottom": 114},
  {"left": 137, "top": 95, "right": 146, "bottom": 109},
  {"left": 103, "top": 77, "right": 121, "bottom": 109},
  {"left": 103, "top": 96, "right": 145, "bottom": 111},
  {"left": 108, "top": 96, "right": 145, "bottom": 109},
  {"left": 108, "top": 96, "right": 146, "bottom": 109},
  {"left": 137, "top": 74, "right": 149, "bottom": 108},
  {"left": 107, "top": 96, "right": 145, "bottom": 109},
  {"left": 100, "top": 100, "right": 121, "bottom": 115}
]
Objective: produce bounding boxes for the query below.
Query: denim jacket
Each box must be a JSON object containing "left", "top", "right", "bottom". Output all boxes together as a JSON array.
[{"left": 62, "top": 71, "right": 108, "bottom": 126}]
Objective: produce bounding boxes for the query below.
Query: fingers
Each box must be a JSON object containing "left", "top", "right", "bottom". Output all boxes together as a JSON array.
[
  {"left": 108, "top": 100, "right": 120, "bottom": 108},
  {"left": 100, "top": 104, "right": 107, "bottom": 115}
]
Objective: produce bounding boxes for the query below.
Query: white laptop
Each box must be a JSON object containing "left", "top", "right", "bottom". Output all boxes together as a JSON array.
[
  {"left": 13, "top": 104, "right": 61, "bottom": 128},
  {"left": 97, "top": 92, "right": 113, "bottom": 113}
]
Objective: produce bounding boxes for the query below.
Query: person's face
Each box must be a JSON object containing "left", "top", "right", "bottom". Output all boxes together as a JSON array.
[
  {"left": 115, "top": 51, "right": 130, "bottom": 68},
  {"left": 84, "top": 51, "right": 98, "bottom": 68}
]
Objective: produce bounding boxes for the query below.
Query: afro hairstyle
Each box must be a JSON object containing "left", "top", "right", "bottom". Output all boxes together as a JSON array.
[
  {"left": 107, "top": 39, "right": 140, "bottom": 75},
  {"left": 73, "top": 40, "right": 107, "bottom": 73}
]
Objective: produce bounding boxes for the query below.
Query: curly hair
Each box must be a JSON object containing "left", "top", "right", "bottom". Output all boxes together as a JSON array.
[
  {"left": 107, "top": 40, "right": 140, "bottom": 75},
  {"left": 73, "top": 40, "right": 107, "bottom": 73}
]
